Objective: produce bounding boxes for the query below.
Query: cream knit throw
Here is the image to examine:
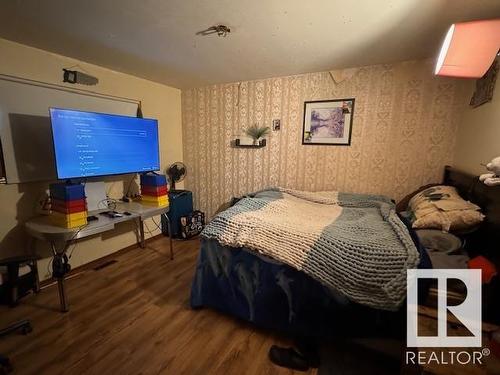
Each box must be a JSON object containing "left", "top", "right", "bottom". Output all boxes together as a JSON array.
[
  {"left": 202, "top": 188, "right": 419, "bottom": 310},
  {"left": 201, "top": 188, "right": 420, "bottom": 311}
]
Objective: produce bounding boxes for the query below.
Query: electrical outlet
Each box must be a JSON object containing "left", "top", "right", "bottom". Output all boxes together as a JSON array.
[{"left": 272, "top": 119, "right": 281, "bottom": 131}]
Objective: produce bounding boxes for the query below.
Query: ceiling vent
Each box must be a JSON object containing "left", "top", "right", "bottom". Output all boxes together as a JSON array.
[{"left": 196, "top": 24, "right": 231, "bottom": 37}]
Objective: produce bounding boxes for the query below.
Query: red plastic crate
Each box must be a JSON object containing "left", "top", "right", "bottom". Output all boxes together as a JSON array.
[{"left": 141, "top": 185, "right": 168, "bottom": 196}]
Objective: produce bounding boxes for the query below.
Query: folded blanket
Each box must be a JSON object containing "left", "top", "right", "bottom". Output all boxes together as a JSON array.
[{"left": 201, "top": 188, "right": 420, "bottom": 311}]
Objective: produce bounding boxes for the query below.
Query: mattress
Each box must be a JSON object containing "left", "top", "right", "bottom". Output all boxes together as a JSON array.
[{"left": 190, "top": 217, "right": 431, "bottom": 338}]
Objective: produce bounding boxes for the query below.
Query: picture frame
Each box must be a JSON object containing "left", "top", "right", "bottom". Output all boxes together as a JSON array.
[
  {"left": 302, "top": 98, "right": 355, "bottom": 146},
  {"left": 470, "top": 57, "right": 498, "bottom": 108}
]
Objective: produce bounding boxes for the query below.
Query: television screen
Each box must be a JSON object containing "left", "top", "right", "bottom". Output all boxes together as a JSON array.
[{"left": 49, "top": 108, "right": 160, "bottom": 179}]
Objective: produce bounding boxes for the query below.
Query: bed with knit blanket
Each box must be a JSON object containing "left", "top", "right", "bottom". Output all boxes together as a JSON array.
[{"left": 190, "top": 188, "right": 431, "bottom": 338}]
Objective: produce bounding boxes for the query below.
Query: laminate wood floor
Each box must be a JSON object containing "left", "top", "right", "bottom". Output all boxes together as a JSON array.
[
  {"left": 1, "top": 237, "right": 499, "bottom": 375},
  {"left": 0, "top": 237, "right": 316, "bottom": 375}
]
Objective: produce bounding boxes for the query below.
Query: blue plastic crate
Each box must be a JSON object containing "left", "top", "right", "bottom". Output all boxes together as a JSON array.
[
  {"left": 49, "top": 183, "right": 86, "bottom": 201},
  {"left": 140, "top": 174, "right": 167, "bottom": 187}
]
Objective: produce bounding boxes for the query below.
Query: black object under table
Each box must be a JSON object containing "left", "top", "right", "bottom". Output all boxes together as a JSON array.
[
  {"left": 0, "top": 320, "right": 32, "bottom": 374},
  {"left": 0, "top": 255, "right": 40, "bottom": 306}
]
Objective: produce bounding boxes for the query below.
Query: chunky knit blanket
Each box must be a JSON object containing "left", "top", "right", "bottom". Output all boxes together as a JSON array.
[{"left": 201, "top": 188, "right": 420, "bottom": 311}]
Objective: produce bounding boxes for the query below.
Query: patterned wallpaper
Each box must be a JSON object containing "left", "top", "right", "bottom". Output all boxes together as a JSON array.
[{"left": 182, "top": 60, "right": 468, "bottom": 218}]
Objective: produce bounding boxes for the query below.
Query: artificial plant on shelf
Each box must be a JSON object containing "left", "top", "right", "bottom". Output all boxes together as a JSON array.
[{"left": 245, "top": 124, "right": 270, "bottom": 145}]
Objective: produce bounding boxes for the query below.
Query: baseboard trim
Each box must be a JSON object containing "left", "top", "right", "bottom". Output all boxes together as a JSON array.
[{"left": 39, "top": 234, "right": 166, "bottom": 288}]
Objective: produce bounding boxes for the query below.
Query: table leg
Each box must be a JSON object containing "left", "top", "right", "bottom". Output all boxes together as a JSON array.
[
  {"left": 32, "top": 260, "right": 41, "bottom": 294},
  {"left": 51, "top": 242, "right": 69, "bottom": 313},
  {"left": 57, "top": 277, "right": 69, "bottom": 313},
  {"left": 28, "top": 237, "right": 40, "bottom": 293},
  {"left": 6, "top": 263, "right": 19, "bottom": 306},
  {"left": 165, "top": 215, "right": 174, "bottom": 260},
  {"left": 139, "top": 219, "right": 146, "bottom": 248}
]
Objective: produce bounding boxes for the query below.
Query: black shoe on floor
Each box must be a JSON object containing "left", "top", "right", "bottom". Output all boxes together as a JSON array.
[
  {"left": 268, "top": 345, "right": 310, "bottom": 372},
  {"left": 295, "top": 340, "right": 320, "bottom": 368}
]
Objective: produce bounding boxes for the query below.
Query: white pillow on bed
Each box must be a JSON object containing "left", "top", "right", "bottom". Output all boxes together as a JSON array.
[{"left": 408, "top": 185, "right": 484, "bottom": 232}]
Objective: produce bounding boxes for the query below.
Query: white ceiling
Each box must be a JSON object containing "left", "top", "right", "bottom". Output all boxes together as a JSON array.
[{"left": 1, "top": 0, "right": 500, "bottom": 89}]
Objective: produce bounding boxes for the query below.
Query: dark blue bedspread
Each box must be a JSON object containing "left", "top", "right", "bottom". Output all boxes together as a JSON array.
[{"left": 190, "top": 217, "right": 431, "bottom": 338}]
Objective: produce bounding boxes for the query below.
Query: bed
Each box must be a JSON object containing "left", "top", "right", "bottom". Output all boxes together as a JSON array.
[
  {"left": 190, "top": 165, "right": 500, "bottom": 334},
  {"left": 190, "top": 188, "right": 431, "bottom": 338}
]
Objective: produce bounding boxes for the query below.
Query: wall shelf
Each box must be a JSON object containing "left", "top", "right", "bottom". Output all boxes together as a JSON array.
[{"left": 232, "top": 139, "right": 266, "bottom": 148}]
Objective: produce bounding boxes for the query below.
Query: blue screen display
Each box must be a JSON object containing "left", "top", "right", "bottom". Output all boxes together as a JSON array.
[{"left": 50, "top": 108, "right": 160, "bottom": 179}]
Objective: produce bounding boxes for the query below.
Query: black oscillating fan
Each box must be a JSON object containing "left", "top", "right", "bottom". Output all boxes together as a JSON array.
[{"left": 166, "top": 162, "right": 187, "bottom": 191}]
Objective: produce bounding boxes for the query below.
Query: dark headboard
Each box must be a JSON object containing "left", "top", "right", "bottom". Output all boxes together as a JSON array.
[{"left": 443, "top": 165, "right": 500, "bottom": 263}]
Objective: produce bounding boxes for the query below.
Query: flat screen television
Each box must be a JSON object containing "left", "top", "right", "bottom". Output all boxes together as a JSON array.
[{"left": 49, "top": 108, "right": 160, "bottom": 179}]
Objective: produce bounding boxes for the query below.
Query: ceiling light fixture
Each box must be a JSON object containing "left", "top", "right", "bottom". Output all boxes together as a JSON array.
[
  {"left": 196, "top": 24, "right": 231, "bottom": 37},
  {"left": 435, "top": 19, "right": 500, "bottom": 78}
]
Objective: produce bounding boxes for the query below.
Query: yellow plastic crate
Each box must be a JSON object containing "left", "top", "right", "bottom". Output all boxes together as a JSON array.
[
  {"left": 51, "top": 210, "right": 87, "bottom": 220},
  {"left": 141, "top": 196, "right": 169, "bottom": 207},
  {"left": 50, "top": 211, "right": 88, "bottom": 228},
  {"left": 141, "top": 195, "right": 169, "bottom": 204},
  {"left": 142, "top": 201, "right": 169, "bottom": 208},
  {"left": 50, "top": 216, "right": 87, "bottom": 229}
]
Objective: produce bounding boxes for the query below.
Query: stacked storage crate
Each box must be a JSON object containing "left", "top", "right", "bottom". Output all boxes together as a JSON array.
[
  {"left": 140, "top": 174, "right": 169, "bottom": 207},
  {"left": 49, "top": 183, "right": 88, "bottom": 228}
]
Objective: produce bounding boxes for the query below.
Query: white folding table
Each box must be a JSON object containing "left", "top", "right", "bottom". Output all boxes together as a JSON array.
[{"left": 25, "top": 201, "right": 172, "bottom": 312}]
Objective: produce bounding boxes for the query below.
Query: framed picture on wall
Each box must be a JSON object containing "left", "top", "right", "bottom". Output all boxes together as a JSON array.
[
  {"left": 302, "top": 98, "right": 355, "bottom": 145},
  {"left": 470, "top": 57, "right": 498, "bottom": 108}
]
